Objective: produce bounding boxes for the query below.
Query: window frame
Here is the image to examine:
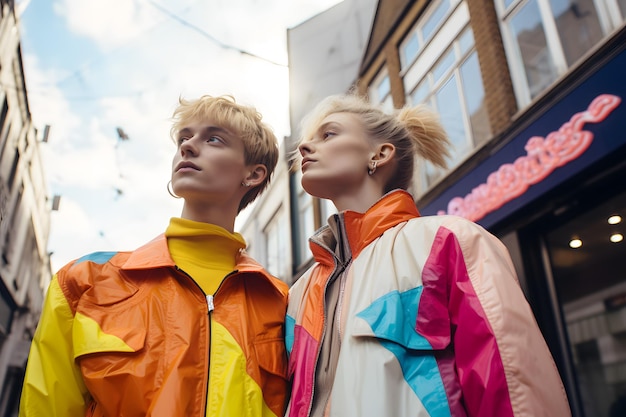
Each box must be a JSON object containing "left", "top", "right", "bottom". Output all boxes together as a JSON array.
[{"left": 495, "top": 0, "right": 625, "bottom": 108}]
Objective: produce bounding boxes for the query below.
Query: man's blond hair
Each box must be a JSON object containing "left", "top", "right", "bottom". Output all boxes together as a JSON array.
[{"left": 171, "top": 95, "right": 279, "bottom": 212}]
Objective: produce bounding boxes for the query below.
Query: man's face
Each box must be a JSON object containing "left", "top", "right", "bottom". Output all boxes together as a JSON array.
[{"left": 171, "top": 117, "right": 249, "bottom": 207}]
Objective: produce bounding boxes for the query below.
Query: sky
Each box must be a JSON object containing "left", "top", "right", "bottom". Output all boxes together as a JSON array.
[{"left": 16, "top": 0, "right": 343, "bottom": 272}]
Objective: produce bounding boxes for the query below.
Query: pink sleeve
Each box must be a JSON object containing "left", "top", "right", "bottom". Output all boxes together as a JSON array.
[{"left": 418, "top": 220, "right": 571, "bottom": 417}]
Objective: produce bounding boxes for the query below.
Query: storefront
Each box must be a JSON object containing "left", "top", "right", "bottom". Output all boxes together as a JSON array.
[{"left": 420, "top": 39, "right": 626, "bottom": 417}]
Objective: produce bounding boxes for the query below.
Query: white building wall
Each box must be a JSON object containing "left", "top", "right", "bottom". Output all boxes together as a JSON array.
[
  {"left": 240, "top": 0, "right": 377, "bottom": 285},
  {"left": 238, "top": 139, "right": 293, "bottom": 284},
  {"left": 287, "top": 0, "right": 378, "bottom": 141}
]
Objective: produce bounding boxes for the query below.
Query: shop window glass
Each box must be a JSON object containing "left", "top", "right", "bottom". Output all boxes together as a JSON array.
[
  {"left": 402, "top": 33, "right": 420, "bottom": 68},
  {"left": 381, "top": 95, "right": 395, "bottom": 113},
  {"left": 424, "top": 160, "right": 446, "bottom": 187},
  {"left": 458, "top": 27, "right": 474, "bottom": 55},
  {"left": 401, "top": 6, "right": 488, "bottom": 192},
  {"left": 460, "top": 51, "right": 491, "bottom": 146},
  {"left": 435, "top": 76, "right": 468, "bottom": 162},
  {"left": 545, "top": 190, "right": 626, "bottom": 417},
  {"left": 411, "top": 80, "right": 430, "bottom": 104},
  {"left": 399, "top": 0, "right": 460, "bottom": 71},
  {"left": 499, "top": 0, "right": 625, "bottom": 106},
  {"left": 510, "top": 0, "right": 559, "bottom": 99},
  {"left": 298, "top": 188, "right": 314, "bottom": 264},
  {"left": 264, "top": 207, "right": 288, "bottom": 280},
  {"left": 377, "top": 75, "right": 391, "bottom": 101},
  {"left": 550, "top": 0, "right": 603, "bottom": 66},
  {"left": 370, "top": 69, "right": 392, "bottom": 108},
  {"left": 320, "top": 198, "right": 337, "bottom": 223},
  {"left": 433, "top": 48, "right": 455, "bottom": 84},
  {"left": 423, "top": 0, "right": 451, "bottom": 40}
]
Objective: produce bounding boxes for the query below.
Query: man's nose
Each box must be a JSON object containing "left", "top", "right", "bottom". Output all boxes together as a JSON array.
[{"left": 180, "top": 136, "right": 198, "bottom": 156}]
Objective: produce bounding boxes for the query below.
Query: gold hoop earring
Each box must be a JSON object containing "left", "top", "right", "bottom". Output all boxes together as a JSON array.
[
  {"left": 368, "top": 161, "right": 377, "bottom": 176},
  {"left": 167, "top": 180, "right": 181, "bottom": 199}
]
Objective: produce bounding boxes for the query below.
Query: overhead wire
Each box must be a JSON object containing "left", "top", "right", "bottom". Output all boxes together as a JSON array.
[
  {"left": 145, "top": 0, "right": 287, "bottom": 67},
  {"left": 21, "top": 0, "right": 287, "bottom": 102}
]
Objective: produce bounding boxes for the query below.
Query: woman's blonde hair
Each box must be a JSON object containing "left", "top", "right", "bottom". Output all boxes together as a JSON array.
[
  {"left": 296, "top": 93, "right": 450, "bottom": 192},
  {"left": 171, "top": 95, "right": 279, "bottom": 212}
]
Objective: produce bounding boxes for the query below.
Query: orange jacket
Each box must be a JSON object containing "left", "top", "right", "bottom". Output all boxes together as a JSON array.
[{"left": 19, "top": 234, "right": 289, "bottom": 417}]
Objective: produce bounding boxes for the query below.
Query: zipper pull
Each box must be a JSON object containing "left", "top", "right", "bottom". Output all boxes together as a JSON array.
[{"left": 206, "top": 294, "right": 214, "bottom": 313}]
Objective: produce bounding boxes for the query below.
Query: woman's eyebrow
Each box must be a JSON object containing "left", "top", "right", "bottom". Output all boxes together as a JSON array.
[{"left": 318, "top": 121, "right": 340, "bottom": 132}]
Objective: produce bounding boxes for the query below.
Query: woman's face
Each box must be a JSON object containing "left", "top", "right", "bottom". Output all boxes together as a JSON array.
[{"left": 298, "top": 112, "right": 374, "bottom": 201}]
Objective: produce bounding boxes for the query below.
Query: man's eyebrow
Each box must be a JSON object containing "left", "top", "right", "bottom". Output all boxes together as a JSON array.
[
  {"left": 177, "top": 125, "right": 233, "bottom": 137},
  {"left": 177, "top": 127, "right": 192, "bottom": 136},
  {"left": 203, "top": 126, "right": 233, "bottom": 136}
]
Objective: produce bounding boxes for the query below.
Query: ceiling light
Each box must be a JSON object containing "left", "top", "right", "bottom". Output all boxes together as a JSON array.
[
  {"left": 569, "top": 237, "right": 583, "bottom": 249},
  {"left": 610, "top": 233, "right": 623, "bottom": 243},
  {"left": 608, "top": 215, "right": 622, "bottom": 225}
]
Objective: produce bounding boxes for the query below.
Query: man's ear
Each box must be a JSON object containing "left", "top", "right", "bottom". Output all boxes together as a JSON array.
[
  {"left": 244, "top": 164, "right": 268, "bottom": 187},
  {"left": 372, "top": 143, "right": 396, "bottom": 167}
]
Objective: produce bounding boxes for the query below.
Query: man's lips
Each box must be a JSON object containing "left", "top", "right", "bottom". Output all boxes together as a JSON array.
[{"left": 175, "top": 161, "right": 200, "bottom": 172}]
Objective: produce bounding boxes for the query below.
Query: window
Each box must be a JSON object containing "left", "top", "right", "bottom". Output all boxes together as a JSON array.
[
  {"left": 369, "top": 69, "right": 394, "bottom": 112},
  {"left": 405, "top": 22, "right": 491, "bottom": 189},
  {"left": 293, "top": 170, "right": 315, "bottom": 266},
  {"left": 264, "top": 207, "right": 288, "bottom": 280},
  {"left": 0, "top": 97, "right": 8, "bottom": 162},
  {"left": 7, "top": 148, "right": 19, "bottom": 191},
  {"left": 423, "top": 0, "right": 452, "bottom": 39},
  {"left": 298, "top": 188, "right": 315, "bottom": 263},
  {"left": 543, "top": 189, "right": 626, "bottom": 417},
  {"left": 497, "top": 0, "right": 625, "bottom": 106},
  {"left": 320, "top": 198, "right": 337, "bottom": 223},
  {"left": 402, "top": 33, "right": 420, "bottom": 68},
  {"left": 0, "top": 183, "right": 7, "bottom": 237},
  {"left": 400, "top": 0, "right": 460, "bottom": 69},
  {"left": 2, "top": 186, "right": 23, "bottom": 266}
]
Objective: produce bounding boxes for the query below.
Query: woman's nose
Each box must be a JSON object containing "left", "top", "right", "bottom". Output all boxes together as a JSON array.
[{"left": 298, "top": 141, "right": 312, "bottom": 156}]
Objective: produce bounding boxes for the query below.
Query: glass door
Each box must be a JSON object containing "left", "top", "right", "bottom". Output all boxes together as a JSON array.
[{"left": 543, "top": 189, "right": 626, "bottom": 417}]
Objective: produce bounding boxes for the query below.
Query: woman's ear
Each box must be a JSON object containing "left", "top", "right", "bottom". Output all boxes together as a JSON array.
[
  {"left": 244, "top": 164, "right": 268, "bottom": 187},
  {"left": 372, "top": 143, "right": 396, "bottom": 168}
]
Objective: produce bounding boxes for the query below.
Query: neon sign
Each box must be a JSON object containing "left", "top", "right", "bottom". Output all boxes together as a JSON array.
[{"left": 437, "top": 94, "right": 622, "bottom": 222}]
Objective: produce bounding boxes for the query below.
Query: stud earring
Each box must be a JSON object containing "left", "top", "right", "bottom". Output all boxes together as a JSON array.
[
  {"left": 368, "top": 161, "right": 377, "bottom": 176},
  {"left": 241, "top": 182, "right": 251, "bottom": 187}
]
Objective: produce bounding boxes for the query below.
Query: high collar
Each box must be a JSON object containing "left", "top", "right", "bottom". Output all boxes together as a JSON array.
[
  {"left": 120, "top": 233, "right": 286, "bottom": 294},
  {"left": 310, "top": 190, "right": 420, "bottom": 264}
]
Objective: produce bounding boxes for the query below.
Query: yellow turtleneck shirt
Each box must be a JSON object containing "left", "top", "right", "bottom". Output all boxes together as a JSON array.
[{"left": 165, "top": 217, "right": 246, "bottom": 295}]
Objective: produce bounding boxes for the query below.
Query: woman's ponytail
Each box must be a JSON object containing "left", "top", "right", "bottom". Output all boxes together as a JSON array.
[{"left": 397, "top": 105, "right": 451, "bottom": 169}]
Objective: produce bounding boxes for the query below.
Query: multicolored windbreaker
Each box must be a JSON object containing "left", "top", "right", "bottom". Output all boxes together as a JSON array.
[
  {"left": 19, "top": 234, "right": 289, "bottom": 417},
  {"left": 285, "top": 190, "right": 571, "bottom": 417}
]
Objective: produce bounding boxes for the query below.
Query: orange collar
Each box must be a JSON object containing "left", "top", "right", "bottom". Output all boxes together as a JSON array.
[{"left": 310, "top": 190, "right": 420, "bottom": 263}]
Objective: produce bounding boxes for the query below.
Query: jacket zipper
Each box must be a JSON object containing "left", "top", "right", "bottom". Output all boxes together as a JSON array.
[
  {"left": 306, "top": 214, "right": 349, "bottom": 417},
  {"left": 205, "top": 293, "right": 213, "bottom": 416},
  {"left": 175, "top": 266, "right": 224, "bottom": 416},
  {"left": 206, "top": 294, "right": 215, "bottom": 312}
]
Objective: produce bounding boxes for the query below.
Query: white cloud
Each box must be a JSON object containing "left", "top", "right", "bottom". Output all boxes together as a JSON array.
[
  {"left": 53, "top": 0, "right": 162, "bottom": 49},
  {"left": 22, "top": 0, "right": 343, "bottom": 272}
]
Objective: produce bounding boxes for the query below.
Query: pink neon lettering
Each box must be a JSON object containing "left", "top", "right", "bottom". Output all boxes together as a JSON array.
[{"left": 437, "top": 94, "right": 621, "bottom": 221}]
